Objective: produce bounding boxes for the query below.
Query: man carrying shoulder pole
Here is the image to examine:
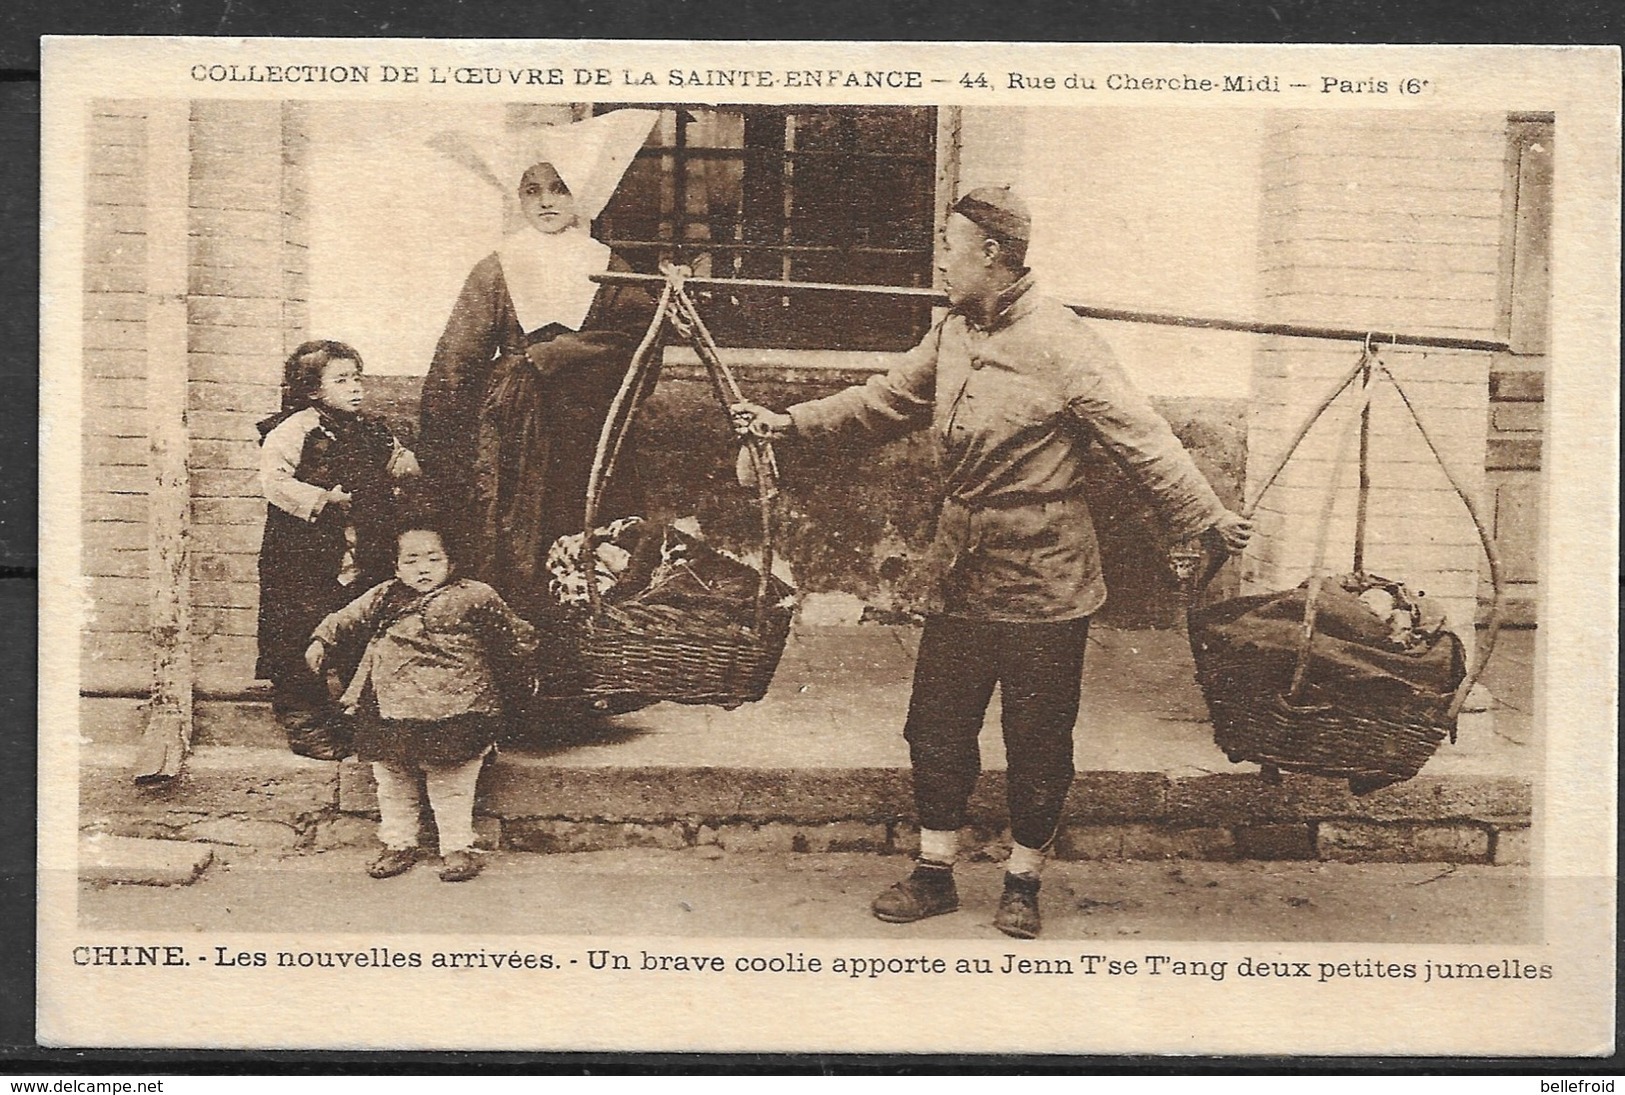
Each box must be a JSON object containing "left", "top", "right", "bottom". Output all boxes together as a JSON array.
[{"left": 732, "top": 186, "right": 1253, "bottom": 939}]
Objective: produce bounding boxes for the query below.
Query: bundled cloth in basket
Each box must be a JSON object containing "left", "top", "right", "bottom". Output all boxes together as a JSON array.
[
  {"left": 1188, "top": 574, "right": 1466, "bottom": 793},
  {"left": 546, "top": 515, "right": 660, "bottom": 606},
  {"left": 544, "top": 517, "right": 796, "bottom": 706}
]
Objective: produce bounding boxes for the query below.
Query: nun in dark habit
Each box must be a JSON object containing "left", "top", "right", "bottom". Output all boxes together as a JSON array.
[{"left": 418, "top": 110, "right": 659, "bottom": 631}]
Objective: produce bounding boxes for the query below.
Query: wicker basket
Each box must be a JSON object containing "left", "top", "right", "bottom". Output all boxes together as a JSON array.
[
  {"left": 574, "top": 598, "right": 794, "bottom": 708},
  {"left": 1188, "top": 592, "right": 1462, "bottom": 792},
  {"left": 567, "top": 271, "right": 794, "bottom": 709},
  {"left": 1180, "top": 346, "right": 1504, "bottom": 793}
]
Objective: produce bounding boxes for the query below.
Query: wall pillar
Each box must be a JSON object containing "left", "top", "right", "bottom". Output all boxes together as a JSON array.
[
  {"left": 185, "top": 101, "right": 313, "bottom": 695},
  {"left": 955, "top": 106, "right": 1027, "bottom": 194},
  {"left": 135, "top": 101, "right": 193, "bottom": 781},
  {"left": 1246, "top": 113, "right": 1506, "bottom": 657},
  {"left": 81, "top": 102, "right": 154, "bottom": 696}
]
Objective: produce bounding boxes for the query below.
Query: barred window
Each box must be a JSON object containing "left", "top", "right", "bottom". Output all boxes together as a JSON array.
[{"left": 596, "top": 105, "right": 938, "bottom": 352}]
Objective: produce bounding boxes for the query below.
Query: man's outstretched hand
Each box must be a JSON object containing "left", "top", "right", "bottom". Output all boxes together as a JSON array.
[
  {"left": 1209, "top": 511, "right": 1254, "bottom": 556},
  {"left": 729, "top": 401, "right": 794, "bottom": 440}
]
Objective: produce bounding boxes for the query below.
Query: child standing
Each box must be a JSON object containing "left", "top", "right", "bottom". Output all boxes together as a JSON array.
[
  {"left": 256, "top": 340, "right": 419, "bottom": 761},
  {"left": 306, "top": 524, "right": 539, "bottom": 882}
]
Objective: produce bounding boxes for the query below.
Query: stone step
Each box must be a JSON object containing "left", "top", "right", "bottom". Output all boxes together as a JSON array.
[
  {"left": 82, "top": 696, "right": 286, "bottom": 748},
  {"left": 79, "top": 833, "right": 216, "bottom": 886},
  {"left": 79, "top": 743, "right": 1533, "bottom": 866},
  {"left": 75, "top": 626, "right": 1536, "bottom": 789},
  {"left": 81, "top": 744, "right": 340, "bottom": 854}
]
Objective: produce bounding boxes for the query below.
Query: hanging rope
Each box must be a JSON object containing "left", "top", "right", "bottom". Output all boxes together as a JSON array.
[
  {"left": 582, "top": 280, "right": 673, "bottom": 623},
  {"left": 1188, "top": 357, "right": 1366, "bottom": 597},
  {"left": 581, "top": 265, "right": 782, "bottom": 637},
  {"left": 1378, "top": 364, "right": 1506, "bottom": 724},
  {"left": 1287, "top": 348, "right": 1381, "bottom": 704}
]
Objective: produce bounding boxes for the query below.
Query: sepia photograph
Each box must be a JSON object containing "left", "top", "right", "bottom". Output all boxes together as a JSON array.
[{"left": 36, "top": 39, "right": 1618, "bottom": 1055}]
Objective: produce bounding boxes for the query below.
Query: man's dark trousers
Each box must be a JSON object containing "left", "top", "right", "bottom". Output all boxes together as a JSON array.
[{"left": 903, "top": 614, "right": 1091, "bottom": 851}]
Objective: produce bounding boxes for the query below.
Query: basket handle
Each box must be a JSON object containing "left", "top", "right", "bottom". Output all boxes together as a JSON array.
[
  {"left": 1188, "top": 345, "right": 1506, "bottom": 727},
  {"left": 1375, "top": 365, "right": 1505, "bottom": 724},
  {"left": 1289, "top": 365, "right": 1505, "bottom": 723},
  {"left": 1186, "top": 355, "right": 1367, "bottom": 599},
  {"left": 1286, "top": 361, "right": 1380, "bottom": 702},
  {"left": 580, "top": 267, "right": 783, "bottom": 635}
]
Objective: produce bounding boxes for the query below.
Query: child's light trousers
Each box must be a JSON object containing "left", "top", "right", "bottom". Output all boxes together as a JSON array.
[{"left": 372, "top": 754, "right": 487, "bottom": 853}]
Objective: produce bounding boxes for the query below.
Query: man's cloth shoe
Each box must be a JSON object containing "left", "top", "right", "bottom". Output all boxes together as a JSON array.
[
  {"left": 994, "top": 872, "right": 1042, "bottom": 939},
  {"left": 871, "top": 863, "right": 959, "bottom": 923},
  {"left": 438, "top": 850, "right": 484, "bottom": 883},
  {"left": 368, "top": 846, "right": 422, "bottom": 879}
]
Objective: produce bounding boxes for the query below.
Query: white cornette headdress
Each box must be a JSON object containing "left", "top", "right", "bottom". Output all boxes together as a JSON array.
[
  {"left": 430, "top": 110, "right": 659, "bottom": 333},
  {"left": 503, "top": 109, "right": 659, "bottom": 222}
]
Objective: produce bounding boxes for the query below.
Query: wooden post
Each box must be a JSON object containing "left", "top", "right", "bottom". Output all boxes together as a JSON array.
[
  {"left": 933, "top": 106, "right": 963, "bottom": 280},
  {"left": 134, "top": 102, "right": 192, "bottom": 783}
]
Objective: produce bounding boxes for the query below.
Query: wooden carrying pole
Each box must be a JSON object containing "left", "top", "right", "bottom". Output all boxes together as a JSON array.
[{"left": 593, "top": 271, "right": 1513, "bottom": 354}]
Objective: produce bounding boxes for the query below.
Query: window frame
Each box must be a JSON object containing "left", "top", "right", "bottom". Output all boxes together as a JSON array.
[{"left": 594, "top": 104, "right": 942, "bottom": 354}]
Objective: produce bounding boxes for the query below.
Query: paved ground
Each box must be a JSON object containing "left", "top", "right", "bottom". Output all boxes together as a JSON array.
[
  {"left": 495, "top": 625, "right": 1536, "bottom": 778},
  {"left": 85, "top": 623, "right": 1535, "bottom": 778},
  {"left": 79, "top": 846, "right": 1538, "bottom": 944},
  {"left": 77, "top": 624, "right": 1539, "bottom": 948}
]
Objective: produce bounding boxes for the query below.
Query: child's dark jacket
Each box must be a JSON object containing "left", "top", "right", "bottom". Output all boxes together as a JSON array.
[
  {"left": 312, "top": 578, "right": 540, "bottom": 721},
  {"left": 254, "top": 406, "right": 403, "bottom": 682}
]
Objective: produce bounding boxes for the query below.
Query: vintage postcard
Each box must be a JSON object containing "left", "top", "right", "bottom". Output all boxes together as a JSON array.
[{"left": 37, "top": 38, "right": 1618, "bottom": 1054}]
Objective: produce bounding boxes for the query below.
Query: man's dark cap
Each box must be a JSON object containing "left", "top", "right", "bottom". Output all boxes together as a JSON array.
[{"left": 952, "top": 186, "right": 1032, "bottom": 245}]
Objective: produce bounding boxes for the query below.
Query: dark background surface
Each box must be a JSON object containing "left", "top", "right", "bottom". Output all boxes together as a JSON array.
[
  {"left": 365, "top": 373, "right": 1246, "bottom": 628},
  {"left": 2, "top": 0, "right": 1620, "bottom": 1073},
  {"left": 2, "top": 0, "right": 1623, "bottom": 72}
]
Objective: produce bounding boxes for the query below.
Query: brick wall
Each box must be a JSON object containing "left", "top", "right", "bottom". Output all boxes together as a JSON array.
[
  {"left": 81, "top": 100, "right": 309, "bottom": 696},
  {"left": 187, "top": 101, "right": 311, "bottom": 694},
  {"left": 1245, "top": 114, "right": 1504, "bottom": 649},
  {"left": 82, "top": 102, "right": 1251, "bottom": 699},
  {"left": 81, "top": 103, "right": 152, "bottom": 694}
]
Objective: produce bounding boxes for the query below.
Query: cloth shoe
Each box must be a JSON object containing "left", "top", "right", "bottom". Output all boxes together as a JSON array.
[
  {"left": 871, "top": 862, "right": 959, "bottom": 923},
  {"left": 994, "top": 872, "right": 1042, "bottom": 939},
  {"left": 367, "top": 846, "right": 422, "bottom": 879},
  {"left": 282, "top": 711, "right": 353, "bottom": 762},
  {"left": 438, "top": 850, "right": 484, "bottom": 883}
]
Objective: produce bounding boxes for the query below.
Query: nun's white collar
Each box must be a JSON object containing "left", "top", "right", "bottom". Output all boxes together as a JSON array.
[{"left": 497, "top": 226, "right": 609, "bottom": 334}]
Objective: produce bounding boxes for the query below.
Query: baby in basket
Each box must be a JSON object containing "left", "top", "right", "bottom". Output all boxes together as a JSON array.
[{"left": 545, "top": 516, "right": 791, "bottom": 628}]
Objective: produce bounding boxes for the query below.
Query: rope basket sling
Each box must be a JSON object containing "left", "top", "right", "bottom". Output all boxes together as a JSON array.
[
  {"left": 1183, "top": 340, "right": 1506, "bottom": 794},
  {"left": 566, "top": 266, "right": 794, "bottom": 709}
]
